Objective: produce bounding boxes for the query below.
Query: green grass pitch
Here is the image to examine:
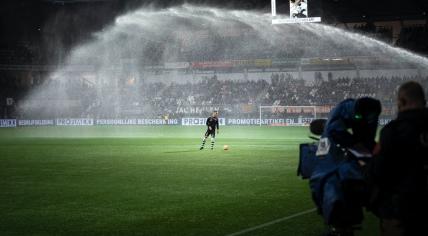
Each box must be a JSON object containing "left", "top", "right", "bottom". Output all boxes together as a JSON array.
[{"left": 0, "top": 126, "right": 379, "bottom": 235}]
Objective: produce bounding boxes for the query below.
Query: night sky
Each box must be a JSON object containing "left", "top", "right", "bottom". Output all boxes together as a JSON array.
[{"left": 0, "top": 0, "right": 426, "bottom": 64}]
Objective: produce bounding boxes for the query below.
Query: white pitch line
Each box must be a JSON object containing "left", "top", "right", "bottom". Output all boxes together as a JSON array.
[{"left": 225, "top": 208, "right": 317, "bottom": 236}]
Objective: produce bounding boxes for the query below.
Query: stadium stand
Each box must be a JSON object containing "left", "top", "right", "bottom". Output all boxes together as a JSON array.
[{"left": 3, "top": 71, "right": 427, "bottom": 119}]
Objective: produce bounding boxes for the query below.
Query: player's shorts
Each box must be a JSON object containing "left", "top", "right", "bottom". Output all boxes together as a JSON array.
[{"left": 205, "top": 128, "right": 216, "bottom": 138}]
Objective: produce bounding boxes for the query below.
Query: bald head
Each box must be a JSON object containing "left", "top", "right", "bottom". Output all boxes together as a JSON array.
[{"left": 397, "top": 81, "right": 426, "bottom": 112}]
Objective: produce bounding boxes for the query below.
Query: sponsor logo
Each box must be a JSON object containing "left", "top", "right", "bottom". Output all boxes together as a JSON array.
[
  {"left": 96, "top": 119, "right": 178, "bottom": 125},
  {"left": 56, "top": 118, "right": 94, "bottom": 126},
  {"left": 182, "top": 118, "right": 226, "bottom": 126},
  {"left": 379, "top": 119, "right": 392, "bottom": 126},
  {"left": 0, "top": 119, "right": 17, "bottom": 128},
  {"left": 18, "top": 120, "right": 54, "bottom": 126},
  {"left": 227, "top": 118, "right": 314, "bottom": 126},
  {"left": 176, "top": 106, "right": 220, "bottom": 115}
]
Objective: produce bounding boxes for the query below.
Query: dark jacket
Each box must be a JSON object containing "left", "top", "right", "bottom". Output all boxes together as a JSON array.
[
  {"left": 206, "top": 116, "right": 219, "bottom": 130},
  {"left": 368, "top": 108, "right": 428, "bottom": 226},
  {"left": 324, "top": 98, "right": 378, "bottom": 151}
]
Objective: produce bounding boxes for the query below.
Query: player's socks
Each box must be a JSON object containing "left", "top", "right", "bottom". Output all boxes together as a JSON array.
[
  {"left": 210, "top": 138, "right": 215, "bottom": 150},
  {"left": 200, "top": 138, "right": 206, "bottom": 150}
]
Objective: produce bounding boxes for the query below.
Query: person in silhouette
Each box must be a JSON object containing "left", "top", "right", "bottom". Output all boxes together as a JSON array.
[{"left": 367, "top": 81, "right": 428, "bottom": 236}]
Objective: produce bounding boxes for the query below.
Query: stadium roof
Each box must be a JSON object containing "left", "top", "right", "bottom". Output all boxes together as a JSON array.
[
  {"left": 5, "top": 0, "right": 428, "bottom": 22},
  {"left": 323, "top": 0, "right": 428, "bottom": 22}
]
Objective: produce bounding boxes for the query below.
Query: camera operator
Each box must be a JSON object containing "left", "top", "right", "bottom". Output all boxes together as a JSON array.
[
  {"left": 367, "top": 81, "right": 428, "bottom": 236},
  {"left": 310, "top": 97, "right": 381, "bottom": 236}
]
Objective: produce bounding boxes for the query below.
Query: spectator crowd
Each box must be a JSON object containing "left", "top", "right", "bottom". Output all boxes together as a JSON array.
[{"left": 3, "top": 72, "right": 427, "bottom": 119}]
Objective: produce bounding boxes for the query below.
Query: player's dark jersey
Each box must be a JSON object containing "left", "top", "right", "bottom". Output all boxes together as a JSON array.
[
  {"left": 206, "top": 116, "right": 219, "bottom": 130},
  {"left": 200, "top": 116, "right": 219, "bottom": 149}
]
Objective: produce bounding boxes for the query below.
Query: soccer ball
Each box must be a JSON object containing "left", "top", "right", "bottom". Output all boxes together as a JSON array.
[{"left": 223, "top": 145, "right": 229, "bottom": 150}]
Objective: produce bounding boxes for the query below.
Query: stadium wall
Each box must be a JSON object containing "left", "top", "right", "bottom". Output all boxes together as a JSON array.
[
  {"left": 142, "top": 69, "right": 423, "bottom": 84},
  {"left": 0, "top": 118, "right": 393, "bottom": 127}
]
